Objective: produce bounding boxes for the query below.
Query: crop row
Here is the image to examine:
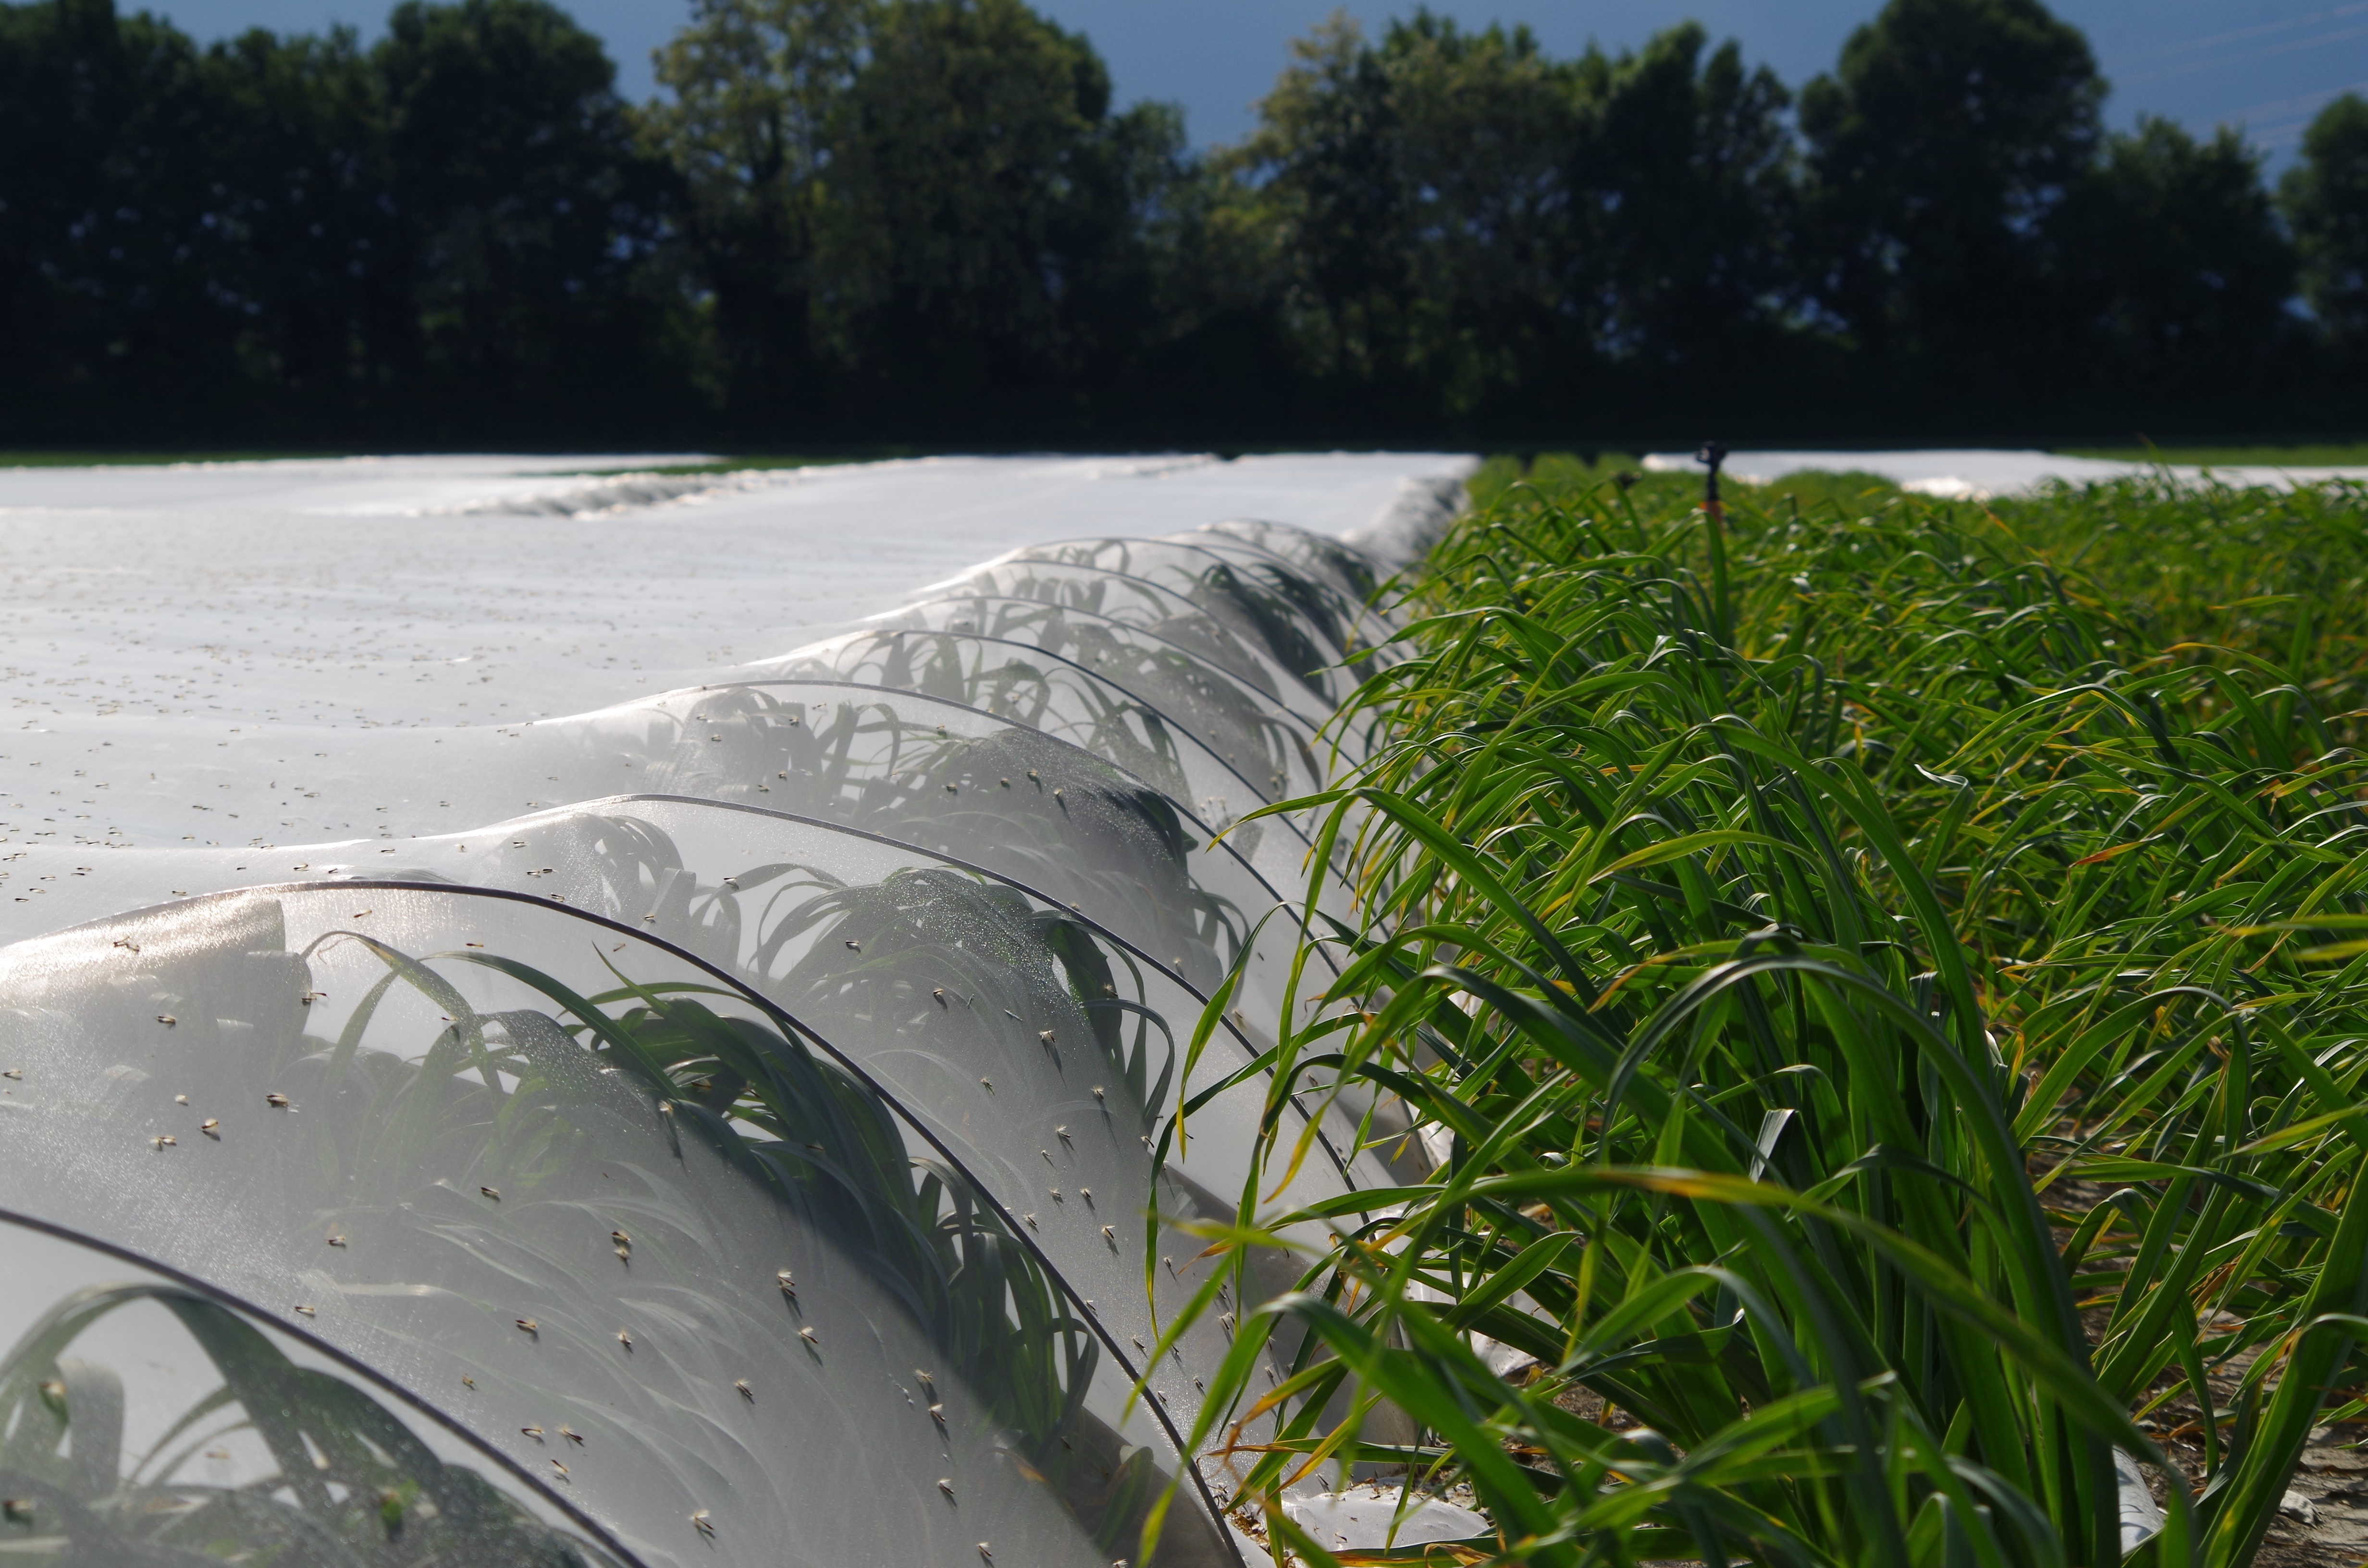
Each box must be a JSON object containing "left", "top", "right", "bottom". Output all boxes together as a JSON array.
[{"left": 1161, "top": 466, "right": 2368, "bottom": 1567}]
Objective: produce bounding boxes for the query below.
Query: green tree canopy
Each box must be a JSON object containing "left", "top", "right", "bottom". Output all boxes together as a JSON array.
[
  {"left": 1801, "top": 0, "right": 2103, "bottom": 376},
  {"left": 1224, "top": 11, "right": 1576, "bottom": 421},
  {"left": 377, "top": 0, "right": 684, "bottom": 426},
  {"left": 2050, "top": 117, "right": 2295, "bottom": 389},
  {"left": 190, "top": 27, "right": 396, "bottom": 406},
  {"left": 815, "top": 0, "right": 1176, "bottom": 425},
  {"left": 2283, "top": 93, "right": 2368, "bottom": 344},
  {"left": 644, "top": 0, "right": 871, "bottom": 417},
  {"left": 0, "top": 0, "right": 2360, "bottom": 445},
  {"left": 1568, "top": 22, "right": 1798, "bottom": 374},
  {"left": 0, "top": 0, "right": 218, "bottom": 413}
]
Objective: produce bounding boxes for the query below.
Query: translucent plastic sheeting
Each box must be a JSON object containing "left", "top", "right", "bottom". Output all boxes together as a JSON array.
[
  {"left": 344, "top": 797, "right": 1385, "bottom": 1433},
  {"left": 906, "top": 561, "right": 1350, "bottom": 734},
  {"left": 1143, "top": 534, "right": 1409, "bottom": 667},
  {"left": 0, "top": 681, "right": 1347, "bottom": 957},
  {"left": 1159, "top": 530, "right": 1393, "bottom": 622},
  {"left": 945, "top": 540, "right": 1414, "bottom": 761},
  {"left": 361, "top": 791, "right": 1379, "bottom": 1161},
  {"left": 588, "top": 692, "right": 1330, "bottom": 1023},
  {"left": 1181, "top": 521, "right": 1393, "bottom": 609},
  {"left": 0, "top": 1216, "right": 632, "bottom": 1567},
  {"left": 566, "top": 784, "right": 1320, "bottom": 1069},
  {"left": 763, "top": 630, "right": 1335, "bottom": 813},
  {"left": 0, "top": 799, "right": 1394, "bottom": 1469},
  {"left": 862, "top": 596, "right": 1350, "bottom": 795},
  {"left": 993, "top": 538, "right": 1390, "bottom": 694},
  {"left": 0, "top": 454, "right": 1467, "bottom": 751},
  {"left": 0, "top": 887, "right": 1238, "bottom": 1568},
  {"left": 1075, "top": 535, "right": 1402, "bottom": 668}
]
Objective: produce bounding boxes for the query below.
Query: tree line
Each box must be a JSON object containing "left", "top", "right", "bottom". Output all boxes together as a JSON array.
[{"left": 4, "top": 0, "right": 2364, "bottom": 448}]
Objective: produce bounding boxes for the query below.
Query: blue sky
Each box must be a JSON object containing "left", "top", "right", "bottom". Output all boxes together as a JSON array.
[{"left": 143, "top": 0, "right": 2368, "bottom": 159}]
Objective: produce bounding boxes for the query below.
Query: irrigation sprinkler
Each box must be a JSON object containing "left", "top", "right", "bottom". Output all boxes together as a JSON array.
[{"left": 1694, "top": 440, "right": 1733, "bottom": 643}]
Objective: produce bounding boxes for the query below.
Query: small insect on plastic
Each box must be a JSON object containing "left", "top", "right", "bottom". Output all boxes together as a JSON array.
[
  {"left": 798, "top": 1325, "right": 819, "bottom": 1346},
  {"left": 150, "top": 1135, "right": 176, "bottom": 1149},
  {"left": 938, "top": 1479, "right": 956, "bottom": 1499},
  {"left": 735, "top": 1379, "right": 753, "bottom": 1401},
  {"left": 692, "top": 1511, "right": 715, "bottom": 1539},
  {"left": 515, "top": 1318, "right": 539, "bottom": 1336},
  {"left": 265, "top": 1092, "right": 288, "bottom": 1108}
]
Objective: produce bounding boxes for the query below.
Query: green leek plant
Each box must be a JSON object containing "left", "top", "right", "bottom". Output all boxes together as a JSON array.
[{"left": 1146, "top": 468, "right": 2368, "bottom": 1567}]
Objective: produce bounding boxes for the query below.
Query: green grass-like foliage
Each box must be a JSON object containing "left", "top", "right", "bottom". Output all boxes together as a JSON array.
[
  {"left": 0, "top": 1283, "right": 605, "bottom": 1564},
  {"left": 2056, "top": 447, "right": 2368, "bottom": 469},
  {"left": 1149, "top": 468, "right": 2368, "bottom": 1567}
]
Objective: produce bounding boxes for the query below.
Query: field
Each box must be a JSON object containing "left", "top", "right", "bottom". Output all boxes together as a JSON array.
[
  {"left": 2059, "top": 446, "right": 2368, "bottom": 470},
  {"left": 1164, "top": 457, "right": 2368, "bottom": 1566}
]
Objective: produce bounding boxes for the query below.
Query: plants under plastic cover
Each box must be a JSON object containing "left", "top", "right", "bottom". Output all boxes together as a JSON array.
[
  {"left": 985, "top": 537, "right": 1391, "bottom": 699},
  {"left": 1178, "top": 521, "right": 1391, "bottom": 607},
  {"left": 905, "top": 560, "right": 1349, "bottom": 721},
  {"left": 764, "top": 629, "right": 1334, "bottom": 809},
  {"left": 0, "top": 1219, "right": 629, "bottom": 1566},
  {"left": 0, "top": 888, "right": 1235, "bottom": 1567},
  {"left": 0, "top": 514, "right": 1424, "bottom": 1566}
]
